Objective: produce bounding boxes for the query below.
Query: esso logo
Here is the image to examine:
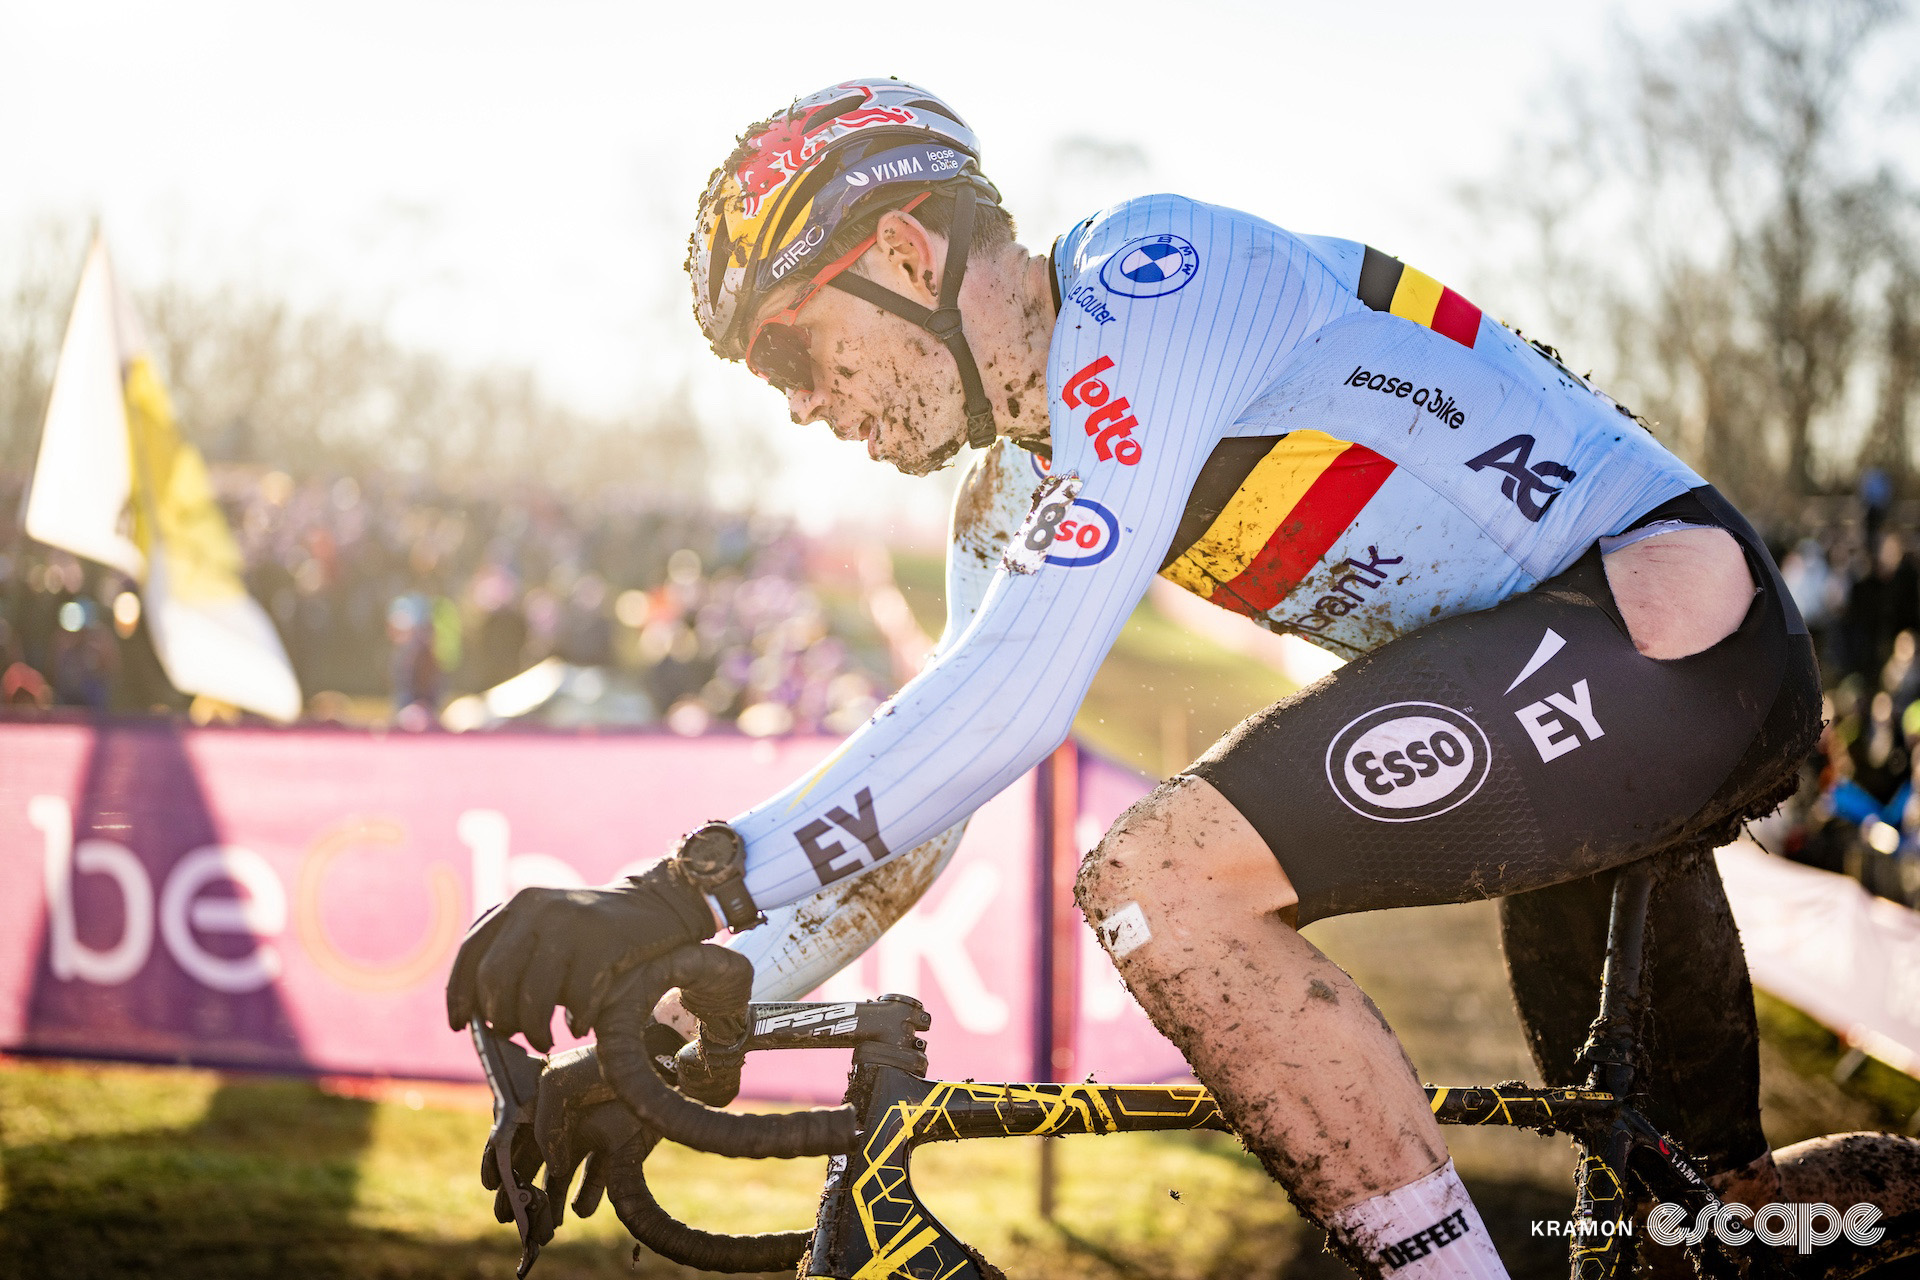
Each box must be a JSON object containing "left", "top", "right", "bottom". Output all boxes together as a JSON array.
[
  {"left": 1325, "top": 702, "right": 1490, "bottom": 823},
  {"left": 1045, "top": 499, "right": 1120, "bottom": 568}
]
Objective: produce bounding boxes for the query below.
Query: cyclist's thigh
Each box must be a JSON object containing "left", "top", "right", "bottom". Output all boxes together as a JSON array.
[
  {"left": 1500, "top": 844, "right": 1770, "bottom": 1177},
  {"left": 1187, "top": 540, "right": 1814, "bottom": 924}
]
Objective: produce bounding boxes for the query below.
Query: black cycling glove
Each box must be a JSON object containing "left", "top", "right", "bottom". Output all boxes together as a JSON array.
[
  {"left": 480, "top": 1025, "right": 688, "bottom": 1243},
  {"left": 445, "top": 858, "right": 718, "bottom": 1051}
]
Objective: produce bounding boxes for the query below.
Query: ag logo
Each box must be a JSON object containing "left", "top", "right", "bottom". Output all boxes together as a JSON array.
[
  {"left": 1465, "top": 434, "right": 1576, "bottom": 522},
  {"left": 1325, "top": 702, "right": 1490, "bottom": 823},
  {"left": 1100, "top": 233, "right": 1200, "bottom": 299}
]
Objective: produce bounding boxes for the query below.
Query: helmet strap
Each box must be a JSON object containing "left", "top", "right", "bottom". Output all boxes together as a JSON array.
[{"left": 826, "top": 185, "right": 999, "bottom": 450}]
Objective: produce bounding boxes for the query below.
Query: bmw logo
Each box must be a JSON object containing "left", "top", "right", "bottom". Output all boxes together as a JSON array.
[{"left": 1100, "top": 234, "right": 1200, "bottom": 299}]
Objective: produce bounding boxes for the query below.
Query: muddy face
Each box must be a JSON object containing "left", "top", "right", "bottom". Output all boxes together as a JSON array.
[
  {"left": 750, "top": 212, "right": 1058, "bottom": 477},
  {"left": 765, "top": 269, "right": 970, "bottom": 478}
]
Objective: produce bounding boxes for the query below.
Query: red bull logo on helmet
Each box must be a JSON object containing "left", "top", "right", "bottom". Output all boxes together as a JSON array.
[{"left": 735, "top": 84, "right": 916, "bottom": 215}]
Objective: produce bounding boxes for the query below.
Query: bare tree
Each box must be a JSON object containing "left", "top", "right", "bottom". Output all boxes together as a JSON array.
[
  {"left": 0, "top": 241, "right": 709, "bottom": 504},
  {"left": 1467, "top": 0, "right": 1918, "bottom": 521},
  {"left": 0, "top": 220, "right": 88, "bottom": 472}
]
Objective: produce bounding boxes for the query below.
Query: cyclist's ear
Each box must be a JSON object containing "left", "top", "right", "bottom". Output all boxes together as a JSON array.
[{"left": 872, "top": 209, "right": 942, "bottom": 305}]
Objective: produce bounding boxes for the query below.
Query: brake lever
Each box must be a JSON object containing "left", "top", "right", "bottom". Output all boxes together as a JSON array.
[{"left": 471, "top": 1023, "right": 549, "bottom": 1278}]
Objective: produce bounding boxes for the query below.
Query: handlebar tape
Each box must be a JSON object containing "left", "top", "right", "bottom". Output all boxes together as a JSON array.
[
  {"left": 606, "top": 1136, "right": 811, "bottom": 1273},
  {"left": 596, "top": 943, "right": 858, "bottom": 1159}
]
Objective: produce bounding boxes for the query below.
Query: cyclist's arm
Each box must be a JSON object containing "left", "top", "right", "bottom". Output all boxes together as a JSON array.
[
  {"left": 729, "top": 199, "right": 1314, "bottom": 910},
  {"left": 729, "top": 444, "right": 1034, "bottom": 999}
]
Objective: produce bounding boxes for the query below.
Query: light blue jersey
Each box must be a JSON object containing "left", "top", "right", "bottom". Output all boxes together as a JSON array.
[{"left": 730, "top": 194, "right": 1703, "bottom": 910}]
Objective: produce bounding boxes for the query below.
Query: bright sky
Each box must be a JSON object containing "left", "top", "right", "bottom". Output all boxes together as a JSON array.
[{"left": 0, "top": 0, "right": 1804, "bottom": 535}]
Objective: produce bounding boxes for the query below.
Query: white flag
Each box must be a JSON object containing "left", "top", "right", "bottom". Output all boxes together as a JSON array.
[
  {"left": 25, "top": 237, "right": 302, "bottom": 723},
  {"left": 24, "top": 239, "right": 143, "bottom": 578}
]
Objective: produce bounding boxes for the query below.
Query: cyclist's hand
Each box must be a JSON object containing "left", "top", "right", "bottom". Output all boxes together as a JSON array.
[
  {"left": 531, "top": 1045, "right": 653, "bottom": 1229},
  {"left": 446, "top": 860, "right": 718, "bottom": 1051}
]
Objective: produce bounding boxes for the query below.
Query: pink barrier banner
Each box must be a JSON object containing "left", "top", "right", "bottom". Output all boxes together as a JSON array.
[
  {"left": 1718, "top": 842, "right": 1920, "bottom": 1077},
  {"left": 0, "top": 722, "right": 1179, "bottom": 1093}
]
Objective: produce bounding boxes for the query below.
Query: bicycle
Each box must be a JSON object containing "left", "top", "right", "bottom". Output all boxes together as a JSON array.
[{"left": 474, "top": 860, "right": 1920, "bottom": 1278}]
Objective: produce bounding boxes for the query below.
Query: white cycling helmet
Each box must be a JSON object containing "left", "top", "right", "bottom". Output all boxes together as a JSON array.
[{"left": 687, "top": 78, "right": 1003, "bottom": 447}]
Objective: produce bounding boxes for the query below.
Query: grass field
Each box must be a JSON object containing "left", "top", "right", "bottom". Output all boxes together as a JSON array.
[
  {"left": 3, "top": 559, "right": 1914, "bottom": 1278},
  {"left": 5, "top": 905, "right": 1911, "bottom": 1280}
]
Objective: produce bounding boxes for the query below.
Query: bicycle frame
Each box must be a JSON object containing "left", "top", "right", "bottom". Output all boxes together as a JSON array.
[
  {"left": 476, "top": 860, "right": 1793, "bottom": 1278},
  {"left": 733, "top": 862, "right": 1775, "bottom": 1280}
]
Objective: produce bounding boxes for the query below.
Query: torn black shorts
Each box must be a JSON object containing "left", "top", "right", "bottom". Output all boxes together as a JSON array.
[{"left": 1187, "top": 484, "right": 1820, "bottom": 1174}]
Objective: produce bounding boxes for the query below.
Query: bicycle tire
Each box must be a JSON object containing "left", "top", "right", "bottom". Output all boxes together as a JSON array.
[{"left": 1775, "top": 1133, "right": 1920, "bottom": 1279}]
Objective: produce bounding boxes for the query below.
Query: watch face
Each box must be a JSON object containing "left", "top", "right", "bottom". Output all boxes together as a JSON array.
[{"left": 680, "top": 822, "right": 746, "bottom": 884}]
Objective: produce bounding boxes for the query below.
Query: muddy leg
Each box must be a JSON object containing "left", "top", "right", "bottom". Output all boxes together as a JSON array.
[{"left": 1075, "top": 775, "right": 1449, "bottom": 1215}]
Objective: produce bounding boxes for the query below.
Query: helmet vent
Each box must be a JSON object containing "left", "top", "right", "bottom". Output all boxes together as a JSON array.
[
  {"left": 802, "top": 94, "right": 873, "bottom": 133},
  {"left": 901, "top": 98, "right": 961, "bottom": 125}
]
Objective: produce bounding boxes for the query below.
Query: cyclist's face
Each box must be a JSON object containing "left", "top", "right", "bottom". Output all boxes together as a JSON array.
[{"left": 749, "top": 227, "right": 970, "bottom": 478}]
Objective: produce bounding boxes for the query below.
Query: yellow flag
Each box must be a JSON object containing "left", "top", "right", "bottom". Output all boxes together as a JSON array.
[
  {"left": 27, "top": 237, "right": 302, "bottom": 722},
  {"left": 123, "top": 355, "right": 246, "bottom": 604}
]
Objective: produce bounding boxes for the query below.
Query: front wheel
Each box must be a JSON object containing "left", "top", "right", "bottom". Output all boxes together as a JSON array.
[{"left": 1773, "top": 1133, "right": 1920, "bottom": 1278}]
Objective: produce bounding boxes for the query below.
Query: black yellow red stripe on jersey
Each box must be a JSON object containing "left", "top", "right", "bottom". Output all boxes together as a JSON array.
[
  {"left": 1356, "top": 246, "right": 1484, "bottom": 348},
  {"left": 1159, "top": 432, "right": 1394, "bottom": 619}
]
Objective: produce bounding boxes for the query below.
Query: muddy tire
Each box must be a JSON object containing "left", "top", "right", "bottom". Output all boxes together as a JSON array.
[{"left": 1774, "top": 1132, "right": 1920, "bottom": 1278}]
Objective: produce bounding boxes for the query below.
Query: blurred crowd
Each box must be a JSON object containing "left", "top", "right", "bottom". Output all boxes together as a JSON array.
[
  {"left": 19, "top": 455, "right": 1920, "bottom": 908},
  {"left": 0, "top": 468, "right": 892, "bottom": 736},
  {"left": 1771, "top": 486, "right": 1920, "bottom": 904}
]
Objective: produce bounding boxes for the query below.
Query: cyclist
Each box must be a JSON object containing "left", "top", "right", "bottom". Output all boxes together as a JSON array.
[{"left": 448, "top": 79, "right": 1818, "bottom": 1278}]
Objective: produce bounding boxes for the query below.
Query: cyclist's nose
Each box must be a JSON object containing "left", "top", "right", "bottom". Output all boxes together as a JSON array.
[{"left": 787, "top": 384, "right": 828, "bottom": 424}]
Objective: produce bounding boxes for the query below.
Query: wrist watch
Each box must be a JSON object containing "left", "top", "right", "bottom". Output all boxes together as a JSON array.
[{"left": 673, "top": 821, "right": 764, "bottom": 932}]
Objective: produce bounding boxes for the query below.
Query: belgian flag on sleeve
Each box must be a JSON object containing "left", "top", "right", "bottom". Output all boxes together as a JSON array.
[{"left": 1356, "top": 247, "right": 1483, "bottom": 348}]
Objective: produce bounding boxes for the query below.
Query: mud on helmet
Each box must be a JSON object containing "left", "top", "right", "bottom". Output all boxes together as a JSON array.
[{"left": 688, "top": 78, "right": 1005, "bottom": 448}]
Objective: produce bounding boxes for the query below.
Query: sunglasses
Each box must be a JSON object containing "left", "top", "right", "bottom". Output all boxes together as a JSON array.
[{"left": 745, "top": 192, "right": 930, "bottom": 395}]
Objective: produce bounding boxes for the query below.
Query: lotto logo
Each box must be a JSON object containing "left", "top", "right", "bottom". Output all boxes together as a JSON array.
[
  {"left": 1061, "top": 356, "right": 1144, "bottom": 466},
  {"left": 1326, "top": 702, "right": 1491, "bottom": 823}
]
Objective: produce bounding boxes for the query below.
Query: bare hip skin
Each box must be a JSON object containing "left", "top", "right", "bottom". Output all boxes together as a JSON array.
[{"left": 1072, "top": 527, "right": 1757, "bottom": 1219}]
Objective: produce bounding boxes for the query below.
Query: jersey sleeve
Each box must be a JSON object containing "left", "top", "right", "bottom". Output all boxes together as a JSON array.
[
  {"left": 729, "top": 443, "right": 1034, "bottom": 998},
  {"left": 731, "top": 195, "right": 1349, "bottom": 909}
]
